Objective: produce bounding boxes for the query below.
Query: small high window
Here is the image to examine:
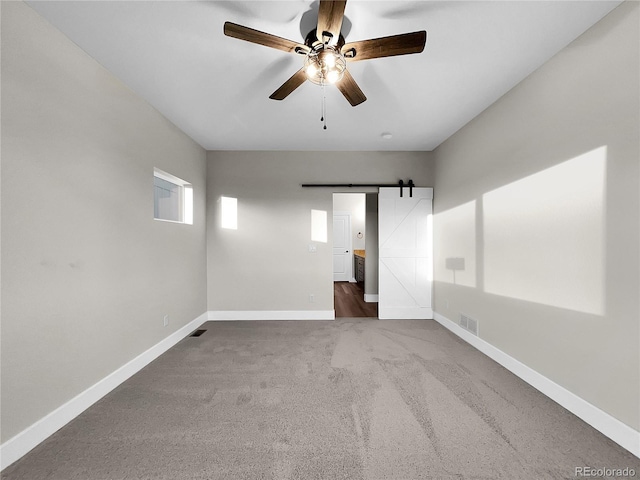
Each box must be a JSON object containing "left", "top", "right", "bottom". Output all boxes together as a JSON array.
[{"left": 153, "top": 168, "right": 193, "bottom": 225}]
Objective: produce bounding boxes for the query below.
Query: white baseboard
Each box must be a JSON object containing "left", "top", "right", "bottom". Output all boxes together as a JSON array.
[
  {"left": 364, "top": 294, "right": 379, "bottom": 303},
  {"left": 433, "top": 311, "right": 640, "bottom": 459},
  {"left": 208, "top": 310, "right": 335, "bottom": 321},
  {"left": 0, "top": 312, "right": 208, "bottom": 471}
]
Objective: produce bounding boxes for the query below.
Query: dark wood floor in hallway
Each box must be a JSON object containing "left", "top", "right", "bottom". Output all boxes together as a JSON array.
[{"left": 334, "top": 282, "right": 378, "bottom": 318}]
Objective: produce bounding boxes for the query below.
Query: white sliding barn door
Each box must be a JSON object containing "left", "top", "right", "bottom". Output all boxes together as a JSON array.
[{"left": 378, "top": 187, "right": 433, "bottom": 319}]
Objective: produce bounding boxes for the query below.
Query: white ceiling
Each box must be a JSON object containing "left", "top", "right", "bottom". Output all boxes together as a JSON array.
[{"left": 27, "top": 1, "right": 621, "bottom": 151}]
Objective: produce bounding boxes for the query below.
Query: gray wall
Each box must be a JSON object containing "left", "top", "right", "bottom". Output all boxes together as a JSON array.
[
  {"left": 206, "top": 151, "right": 433, "bottom": 313},
  {"left": 1, "top": 2, "right": 208, "bottom": 443},
  {"left": 432, "top": 1, "right": 639, "bottom": 430}
]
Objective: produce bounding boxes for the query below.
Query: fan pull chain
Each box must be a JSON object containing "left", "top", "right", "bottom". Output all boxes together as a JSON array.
[{"left": 321, "top": 82, "right": 327, "bottom": 130}]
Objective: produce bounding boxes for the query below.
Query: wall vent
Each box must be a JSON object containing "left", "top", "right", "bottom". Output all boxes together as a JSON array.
[{"left": 460, "top": 313, "right": 478, "bottom": 336}]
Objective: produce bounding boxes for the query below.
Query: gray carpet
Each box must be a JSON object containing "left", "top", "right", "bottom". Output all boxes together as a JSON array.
[{"left": 3, "top": 319, "right": 639, "bottom": 479}]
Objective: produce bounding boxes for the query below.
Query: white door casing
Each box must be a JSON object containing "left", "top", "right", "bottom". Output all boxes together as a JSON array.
[
  {"left": 378, "top": 187, "right": 433, "bottom": 319},
  {"left": 333, "top": 213, "right": 352, "bottom": 282}
]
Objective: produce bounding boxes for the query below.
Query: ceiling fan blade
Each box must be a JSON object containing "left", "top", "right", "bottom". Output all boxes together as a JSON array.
[
  {"left": 342, "top": 31, "right": 426, "bottom": 62},
  {"left": 317, "top": 0, "right": 347, "bottom": 44},
  {"left": 269, "top": 68, "right": 308, "bottom": 100},
  {"left": 336, "top": 70, "right": 366, "bottom": 106},
  {"left": 224, "top": 22, "right": 310, "bottom": 55}
]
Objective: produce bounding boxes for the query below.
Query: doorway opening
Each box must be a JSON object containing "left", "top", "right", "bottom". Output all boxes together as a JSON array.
[{"left": 332, "top": 193, "right": 379, "bottom": 318}]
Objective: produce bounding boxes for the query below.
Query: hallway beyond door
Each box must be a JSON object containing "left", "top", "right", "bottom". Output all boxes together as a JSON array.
[{"left": 334, "top": 282, "right": 378, "bottom": 318}]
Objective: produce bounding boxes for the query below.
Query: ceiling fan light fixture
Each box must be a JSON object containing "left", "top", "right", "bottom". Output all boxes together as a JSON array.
[
  {"left": 304, "top": 45, "right": 346, "bottom": 85},
  {"left": 306, "top": 63, "right": 318, "bottom": 78},
  {"left": 327, "top": 70, "right": 340, "bottom": 84},
  {"left": 323, "top": 50, "right": 336, "bottom": 67}
]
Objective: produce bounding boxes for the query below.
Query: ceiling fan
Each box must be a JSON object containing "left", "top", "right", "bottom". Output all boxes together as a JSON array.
[{"left": 223, "top": 0, "right": 427, "bottom": 107}]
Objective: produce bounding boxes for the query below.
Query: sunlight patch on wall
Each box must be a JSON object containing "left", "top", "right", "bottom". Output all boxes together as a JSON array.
[
  {"left": 434, "top": 200, "right": 476, "bottom": 287},
  {"left": 483, "top": 146, "right": 606, "bottom": 315},
  {"left": 311, "top": 209, "right": 328, "bottom": 243},
  {"left": 184, "top": 186, "right": 193, "bottom": 225},
  {"left": 221, "top": 196, "right": 237, "bottom": 230}
]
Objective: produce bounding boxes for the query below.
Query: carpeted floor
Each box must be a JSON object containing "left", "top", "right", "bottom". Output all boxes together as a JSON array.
[{"left": 3, "top": 319, "right": 639, "bottom": 479}]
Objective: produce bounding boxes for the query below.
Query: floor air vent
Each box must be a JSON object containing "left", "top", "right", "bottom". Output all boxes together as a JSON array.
[
  {"left": 190, "top": 329, "right": 207, "bottom": 337},
  {"left": 460, "top": 314, "right": 478, "bottom": 336}
]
